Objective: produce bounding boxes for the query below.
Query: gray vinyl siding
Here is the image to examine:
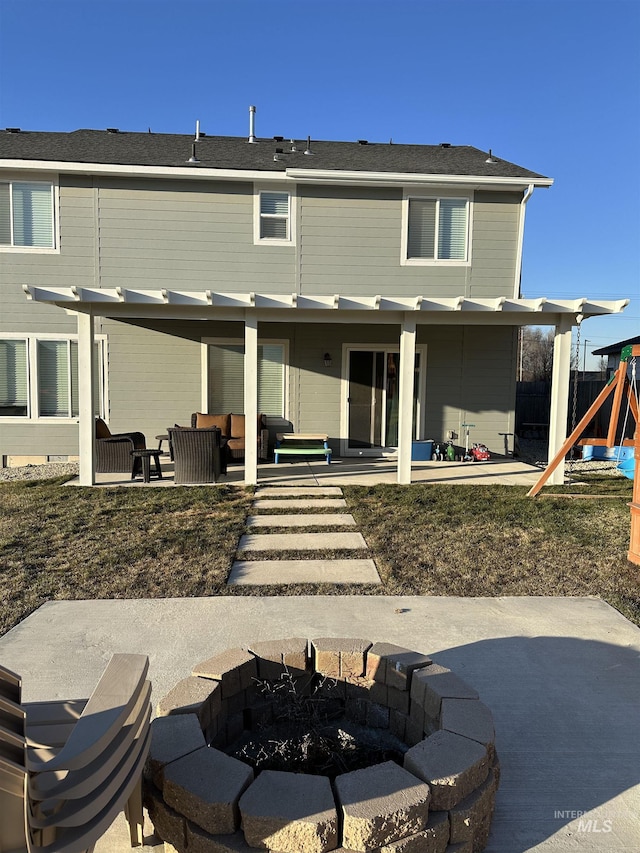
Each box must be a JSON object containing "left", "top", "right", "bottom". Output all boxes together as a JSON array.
[
  {"left": 300, "top": 185, "right": 472, "bottom": 297},
  {"left": 299, "top": 185, "right": 520, "bottom": 298},
  {"left": 0, "top": 178, "right": 95, "bottom": 333},
  {"left": 95, "top": 178, "right": 295, "bottom": 291},
  {"left": 469, "top": 191, "right": 520, "bottom": 296},
  {"left": 420, "top": 324, "right": 517, "bottom": 446}
]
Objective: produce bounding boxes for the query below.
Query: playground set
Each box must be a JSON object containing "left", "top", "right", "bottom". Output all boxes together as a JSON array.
[{"left": 527, "top": 344, "right": 639, "bottom": 566}]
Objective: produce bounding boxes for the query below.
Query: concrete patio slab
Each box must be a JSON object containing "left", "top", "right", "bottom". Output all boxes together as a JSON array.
[
  {"left": 252, "top": 498, "right": 347, "bottom": 509},
  {"left": 238, "top": 532, "right": 368, "bottom": 551},
  {"left": 227, "top": 559, "right": 381, "bottom": 585},
  {"left": 2, "top": 596, "right": 637, "bottom": 853},
  {"left": 68, "top": 457, "right": 545, "bottom": 488},
  {"left": 246, "top": 513, "right": 356, "bottom": 527}
]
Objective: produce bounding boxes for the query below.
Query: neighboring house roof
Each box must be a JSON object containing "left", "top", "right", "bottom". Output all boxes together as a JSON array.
[
  {"left": 0, "top": 128, "right": 549, "bottom": 181},
  {"left": 593, "top": 336, "right": 640, "bottom": 355}
]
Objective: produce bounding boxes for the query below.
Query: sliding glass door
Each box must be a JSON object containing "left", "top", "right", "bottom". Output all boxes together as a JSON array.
[{"left": 346, "top": 347, "right": 422, "bottom": 453}]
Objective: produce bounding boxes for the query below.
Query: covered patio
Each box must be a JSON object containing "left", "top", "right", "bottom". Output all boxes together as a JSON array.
[
  {"left": 69, "top": 452, "right": 546, "bottom": 489},
  {"left": 23, "top": 286, "right": 628, "bottom": 488}
]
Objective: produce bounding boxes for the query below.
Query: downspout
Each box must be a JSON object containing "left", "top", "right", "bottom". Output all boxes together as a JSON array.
[{"left": 513, "top": 183, "right": 535, "bottom": 298}]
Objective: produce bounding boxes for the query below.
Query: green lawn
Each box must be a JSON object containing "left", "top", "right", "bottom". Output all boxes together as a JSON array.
[{"left": 1, "top": 474, "right": 637, "bottom": 637}]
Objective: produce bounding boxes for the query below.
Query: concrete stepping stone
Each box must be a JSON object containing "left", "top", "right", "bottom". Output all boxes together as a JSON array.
[
  {"left": 247, "top": 513, "right": 356, "bottom": 528},
  {"left": 228, "top": 559, "right": 381, "bottom": 585},
  {"left": 253, "top": 498, "right": 347, "bottom": 509},
  {"left": 237, "top": 532, "right": 367, "bottom": 551},
  {"left": 254, "top": 487, "right": 343, "bottom": 497}
]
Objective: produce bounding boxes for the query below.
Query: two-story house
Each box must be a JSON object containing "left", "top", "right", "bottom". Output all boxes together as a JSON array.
[{"left": 0, "top": 115, "right": 628, "bottom": 485}]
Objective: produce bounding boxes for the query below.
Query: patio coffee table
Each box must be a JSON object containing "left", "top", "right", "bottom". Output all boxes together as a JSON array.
[{"left": 274, "top": 433, "right": 332, "bottom": 464}]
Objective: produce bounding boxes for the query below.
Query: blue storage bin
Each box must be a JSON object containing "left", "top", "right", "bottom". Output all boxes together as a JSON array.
[{"left": 412, "top": 440, "right": 434, "bottom": 461}]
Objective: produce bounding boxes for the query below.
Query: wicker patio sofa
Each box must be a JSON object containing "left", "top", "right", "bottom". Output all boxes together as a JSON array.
[
  {"left": 95, "top": 418, "right": 147, "bottom": 476},
  {"left": 168, "top": 426, "right": 227, "bottom": 484},
  {"left": 190, "top": 412, "right": 269, "bottom": 461}
]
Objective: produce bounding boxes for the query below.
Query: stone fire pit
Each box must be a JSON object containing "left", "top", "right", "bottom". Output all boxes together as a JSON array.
[{"left": 144, "top": 638, "right": 499, "bottom": 853}]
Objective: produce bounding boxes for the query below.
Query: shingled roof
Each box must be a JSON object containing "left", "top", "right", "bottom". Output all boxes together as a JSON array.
[{"left": 0, "top": 128, "right": 548, "bottom": 180}]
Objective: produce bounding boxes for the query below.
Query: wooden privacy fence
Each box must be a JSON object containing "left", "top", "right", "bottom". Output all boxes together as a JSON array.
[{"left": 516, "top": 380, "right": 635, "bottom": 442}]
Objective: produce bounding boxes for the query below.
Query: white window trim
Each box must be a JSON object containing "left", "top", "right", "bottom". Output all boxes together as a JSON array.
[
  {"left": 200, "top": 337, "right": 289, "bottom": 417},
  {"left": 400, "top": 190, "right": 472, "bottom": 266},
  {"left": 253, "top": 183, "right": 297, "bottom": 246},
  {"left": 0, "top": 332, "right": 106, "bottom": 422},
  {"left": 0, "top": 172, "right": 60, "bottom": 253}
]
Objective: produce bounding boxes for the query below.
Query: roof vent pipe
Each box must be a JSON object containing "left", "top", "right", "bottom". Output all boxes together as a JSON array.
[
  {"left": 187, "top": 143, "right": 200, "bottom": 164},
  {"left": 248, "top": 105, "right": 258, "bottom": 143},
  {"left": 195, "top": 120, "right": 200, "bottom": 142},
  {"left": 304, "top": 135, "right": 314, "bottom": 155}
]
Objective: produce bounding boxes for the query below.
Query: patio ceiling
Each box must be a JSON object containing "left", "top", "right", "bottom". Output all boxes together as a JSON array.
[{"left": 23, "top": 287, "right": 629, "bottom": 325}]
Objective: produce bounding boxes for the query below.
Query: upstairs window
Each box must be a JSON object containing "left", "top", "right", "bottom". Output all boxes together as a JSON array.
[
  {"left": 254, "top": 186, "right": 295, "bottom": 245},
  {"left": 0, "top": 181, "right": 56, "bottom": 249},
  {"left": 260, "top": 191, "right": 289, "bottom": 239},
  {"left": 404, "top": 197, "right": 469, "bottom": 263}
]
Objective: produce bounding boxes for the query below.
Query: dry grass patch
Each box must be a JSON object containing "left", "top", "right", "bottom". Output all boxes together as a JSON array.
[
  {"left": 0, "top": 479, "right": 252, "bottom": 636},
  {"left": 1, "top": 474, "right": 638, "bottom": 637},
  {"left": 343, "top": 478, "right": 639, "bottom": 625}
]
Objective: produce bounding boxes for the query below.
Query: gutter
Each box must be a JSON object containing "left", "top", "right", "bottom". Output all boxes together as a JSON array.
[{"left": 513, "top": 183, "right": 536, "bottom": 298}]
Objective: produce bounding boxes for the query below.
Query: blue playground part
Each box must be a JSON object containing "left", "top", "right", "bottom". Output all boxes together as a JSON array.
[
  {"left": 581, "top": 445, "right": 634, "bottom": 462},
  {"left": 617, "top": 458, "right": 636, "bottom": 480}
]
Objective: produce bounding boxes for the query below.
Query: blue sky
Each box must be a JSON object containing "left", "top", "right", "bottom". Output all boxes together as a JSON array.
[{"left": 0, "top": 0, "right": 638, "bottom": 367}]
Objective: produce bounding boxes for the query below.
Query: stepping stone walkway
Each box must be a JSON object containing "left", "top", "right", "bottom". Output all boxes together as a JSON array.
[{"left": 227, "top": 486, "right": 381, "bottom": 586}]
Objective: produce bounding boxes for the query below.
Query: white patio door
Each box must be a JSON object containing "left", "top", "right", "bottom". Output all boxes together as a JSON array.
[{"left": 345, "top": 347, "right": 423, "bottom": 455}]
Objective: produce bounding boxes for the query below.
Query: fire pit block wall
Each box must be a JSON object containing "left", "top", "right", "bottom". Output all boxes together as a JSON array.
[
  {"left": 403, "top": 731, "right": 490, "bottom": 811},
  {"left": 163, "top": 747, "right": 254, "bottom": 835},
  {"left": 334, "top": 761, "right": 431, "bottom": 851},
  {"left": 145, "top": 713, "right": 206, "bottom": 785},
  {"left": 238, "top": 770, "right": 338, "bottom": 853},
  {"left": 377, "top": 810, "right": 450, "bottom": 853},
  {"left": 312, "top": 637, "right": 372, "bottom": 679},
  {"left": 146, "top": 638, "right": 499, "bottom": 853}
]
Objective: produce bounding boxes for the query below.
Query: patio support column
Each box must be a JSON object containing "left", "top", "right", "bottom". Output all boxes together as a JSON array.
[
  {"left": 547, "top": 316, "right": 573, "bottom": 486},
  {"left": 398, "top": 315, "right": 417, "bottom": 485},
  {"left": 244, "top": 312, "right": 258, "bottom": 486},
  {"left": 77, "top": 310, "right": 96, "bottom": 486}
]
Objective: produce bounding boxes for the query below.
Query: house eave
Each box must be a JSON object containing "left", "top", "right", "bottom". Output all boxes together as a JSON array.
[
  {"left": 0, "top": 158, "right": 553, "bottom": 189},
  {"left": 0, "top": 159, "right": 289, "bottom": 183}
]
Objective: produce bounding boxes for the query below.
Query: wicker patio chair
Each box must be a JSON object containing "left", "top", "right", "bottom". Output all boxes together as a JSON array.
[
  {"left": 168, "top": 426, "right": 227, "bottom": 484},
  {"left": 0, "top": 654, "right": 151, "bottom": 853},
  {"left": 95, "top": 418, "right": 147, "bottom": 476}
]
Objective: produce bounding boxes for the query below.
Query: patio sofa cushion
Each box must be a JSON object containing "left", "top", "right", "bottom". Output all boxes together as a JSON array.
[
  {"left": 96, "top": 417, "right": 112, "bottom": 439},
  {"left": 191, "top": 413, "right": 269, "bottom": 461},
  {"left": 231, "top": 413, "right": 246, "bottom": 438},
  {"left": 195, "top": 412, "right": 231, "bottom": 434}
]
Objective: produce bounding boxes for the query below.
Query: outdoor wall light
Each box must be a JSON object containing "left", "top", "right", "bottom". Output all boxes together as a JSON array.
[{"left": 323, "top": 353, "right": 332, "bottom": 368}]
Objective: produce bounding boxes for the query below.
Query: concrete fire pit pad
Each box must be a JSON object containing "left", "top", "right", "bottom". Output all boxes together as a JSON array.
[
  {"left": 238, "top": 769, "right": 338, "bottom": 853},
  {"left": 334, "top": 760, "right": 431, "bottom": 851}
]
